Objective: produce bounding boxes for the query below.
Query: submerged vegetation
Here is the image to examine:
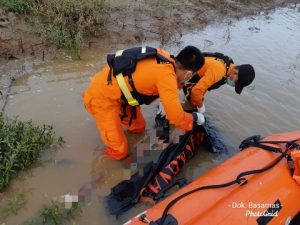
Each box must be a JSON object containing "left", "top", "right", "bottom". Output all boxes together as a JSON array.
[
  {"left": 23, "top": 201, "right": 82, "bottom": 225},
  {"left": 0, "top": 115, "right": 64, "bottom": 192},
  {"left": 0, "top": 191, "right": 25, "bottom": 220}
]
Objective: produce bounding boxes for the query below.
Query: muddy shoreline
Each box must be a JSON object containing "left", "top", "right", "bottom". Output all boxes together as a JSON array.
[
  {"left": 0, "top": 0, "right": 299, "bottom": 63},
  {"left": 0, "top": 3, "right": 300, "bottom": 224}
]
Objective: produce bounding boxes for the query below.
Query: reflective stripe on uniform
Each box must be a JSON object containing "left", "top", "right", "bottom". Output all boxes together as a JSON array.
[{"left": 115, "top": 50, "right": 139, "bottom": 106}]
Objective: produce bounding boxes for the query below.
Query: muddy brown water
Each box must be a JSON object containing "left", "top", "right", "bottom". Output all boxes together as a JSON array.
[{"left": 1, "top": 5, "right": 300, "bottom": 225}]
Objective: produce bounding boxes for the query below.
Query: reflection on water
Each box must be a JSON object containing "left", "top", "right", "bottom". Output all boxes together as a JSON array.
[
  {"left": 179, "top": 6, "right": 300, "bottom": 151},
  {"left": 1, "top": 5, "right": 300, "bottom": 225}
]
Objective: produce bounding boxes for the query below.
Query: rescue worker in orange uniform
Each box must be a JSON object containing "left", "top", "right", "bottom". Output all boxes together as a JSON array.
[
  {"left": 183, "top": 52, "right": 255, "bottom": 109},
  {"left": 83, "top": 46, "right": 205, "bottom": 160}
]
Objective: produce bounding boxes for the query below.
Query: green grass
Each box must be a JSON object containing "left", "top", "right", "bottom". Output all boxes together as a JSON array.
[
  {"left": 0, "top": 115, "right": 64, "bottom": 192},
  {"left": 0, "top": 191, "right": 25, "bottom": 220},
  {"left": 23, "top": 201, "right": 82, "bottom": 225},
  {"left": 5, "top": 191, "right": 24, "bottom": 214},
  {"left": 40, "top": 201, "right": 63, "bottom": 225},
  {"left": 23, "top": 219, "right": 38, "bottom": 225},
  {"left": 29, "top": 0, "right": 106, "bottom": 59},
  {"left": 1, "top": 0, "right": 106, "bottom": 59},
  {"left": 0, "top": 0, "right": 30, "bottom": 13}
]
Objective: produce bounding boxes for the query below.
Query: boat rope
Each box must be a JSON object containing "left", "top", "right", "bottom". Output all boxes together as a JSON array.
[{"left": 140, "top": 138, "right": 300, "bottom": 225}]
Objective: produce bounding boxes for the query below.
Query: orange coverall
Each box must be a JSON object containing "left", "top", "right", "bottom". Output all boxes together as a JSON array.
[
  {"left": 83, "top": 52, "right": 193, "bottom": 160},
  {"left": 190, "top": 56, "right": 235, "bottom": 107}
]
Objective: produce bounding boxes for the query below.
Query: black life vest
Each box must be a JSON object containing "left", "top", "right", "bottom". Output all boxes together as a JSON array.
[
  {"left": 183, "top": 52, "right": 234, "bottom": 101},
  {"left": 203, "top": 52, "right": 234, "bottom": 90},
  {"left": 106, "top": 46, "right": 175, "bottom": 105}
]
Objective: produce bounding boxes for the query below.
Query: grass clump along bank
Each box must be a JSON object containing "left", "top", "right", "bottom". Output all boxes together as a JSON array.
[
  {"left": 0, "top": 0, "right": 29, "bottom": 13},
  {"left": 0, "top": 115, "right": 64, "bottom": 191},
  {"left": 0, "top": 191, "right": 25, "bottom": 221},
  {"left": 23, "top": 200, "right": 82, "bottom": 225},
  {"left": 0, "top": 0, "right": 107, "bottom": 59}
]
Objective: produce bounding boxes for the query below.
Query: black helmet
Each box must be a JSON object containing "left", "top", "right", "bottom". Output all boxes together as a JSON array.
[{"left": 235, "top": 64, "right": 255, "bottom": 94}]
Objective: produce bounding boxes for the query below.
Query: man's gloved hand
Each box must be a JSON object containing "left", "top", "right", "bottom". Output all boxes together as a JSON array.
[
  {"left": 156, "top": 102, "right": 166, "bottom": 117},
  {"left": 192, "top": 112, "right": 205, "bottom": 125},
  {"left": 197, "top": 104, "right": 205, "bottom": 114}
]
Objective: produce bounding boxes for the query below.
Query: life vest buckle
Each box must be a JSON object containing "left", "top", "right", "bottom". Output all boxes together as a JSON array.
[{"left": 128, "top": 99, "right": 139, "bottom": 106}]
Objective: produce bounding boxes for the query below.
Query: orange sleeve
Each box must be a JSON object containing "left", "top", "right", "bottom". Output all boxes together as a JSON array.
[
  {"left": 191, "top": 67, "right": 224, "bottom": 107},
  {"left": 157, "top": 74, "right": 193, "bottom": 131}
]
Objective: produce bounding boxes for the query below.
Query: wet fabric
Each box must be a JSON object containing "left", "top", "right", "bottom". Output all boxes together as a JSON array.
[
  {"left": 83, "top": 49, "right": 194, "bottom": 159},
  {"left": 106, "top": 47, "right": 175, "bottom": 106},
  {"left": 187, "top": 53, "right": 235, "bottom": 107},
  {"left": 106, "top": 123, "right": 218, "bottom": 216},
  {"left": 140, "top": 125, "right": 207, "bottom": 198},
  {"left": 83, "top": 86, "right": 145, "bottom": 160}
]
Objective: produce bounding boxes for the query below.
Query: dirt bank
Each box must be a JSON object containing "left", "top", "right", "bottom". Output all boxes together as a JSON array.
[{"left": 0, "top": 0, "right": 299, "bottom": 62}]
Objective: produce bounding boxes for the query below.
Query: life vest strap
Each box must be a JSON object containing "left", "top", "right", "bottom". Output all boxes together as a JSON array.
[
  {"left": 115, "top": 50, "right": 139, "bottom": 106},
  {"left": 154, "top": 138, "right": 299, "bottom": 225}
]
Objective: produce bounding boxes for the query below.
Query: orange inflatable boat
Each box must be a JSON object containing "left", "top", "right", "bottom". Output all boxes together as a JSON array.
[{"left": 124, "top": 131, "right": 300, "bottom": 225}]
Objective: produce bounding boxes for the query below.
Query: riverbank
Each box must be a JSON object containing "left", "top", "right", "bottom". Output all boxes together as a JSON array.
[{"left": 0, "top": 0, "right": 299, "bottom": 62}]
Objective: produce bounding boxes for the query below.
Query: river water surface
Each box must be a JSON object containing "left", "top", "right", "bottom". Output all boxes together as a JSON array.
[{"left": 1, "top": 5, "right": 300, "bottom": 225}]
